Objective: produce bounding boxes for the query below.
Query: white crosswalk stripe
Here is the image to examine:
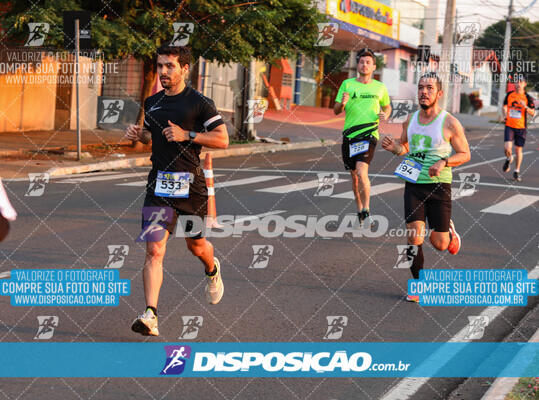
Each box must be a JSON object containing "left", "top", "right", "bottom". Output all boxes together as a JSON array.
[
  {"left": 117, "top": 174, "right": 224, "bottom": 187},
  {"left": 59, "top": 172, "right": 148, "bottom": 183},
  {"left": 256, "top": 178, "right": 346, "bottom": 194},
  {"left": 331, "top": 183, "right": 404, "bottom": 199},
  {"left": 215, "top": 175, "right": 283, "bottom": 189},
  {"left": 481, "top": 194, "right": 539, "bottom": 215}
]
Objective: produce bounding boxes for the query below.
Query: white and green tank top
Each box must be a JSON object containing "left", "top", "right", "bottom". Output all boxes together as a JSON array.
[{"left": 406, "top": 110, "right": 452, "bottom": 184}]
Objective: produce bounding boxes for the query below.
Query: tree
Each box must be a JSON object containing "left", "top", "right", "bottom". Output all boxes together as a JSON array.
[
  {"left": 475, "top": 17, "right": 539, "bottom": 90},
  {"left": 1, "top": 0, "right": 328, "bottom": 123}
]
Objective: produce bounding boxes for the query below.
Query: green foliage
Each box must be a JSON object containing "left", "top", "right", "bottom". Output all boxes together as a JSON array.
[
  {"left": 475, "top": 17, "right": 539, "bottom": 90},
  {"left": 1, "top": 0, "right": 328, "bottom": 64},
  {"left": 323, "top": 48, "right": 348, "bottom": 75}
]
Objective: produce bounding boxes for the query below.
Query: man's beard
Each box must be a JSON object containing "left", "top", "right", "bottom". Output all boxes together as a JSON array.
[
  {"left": 419, "top": 99, "right": 436, "bottom": 110},
  {"left": 160, "top": 77, "right": 173, "bottom": 88}
]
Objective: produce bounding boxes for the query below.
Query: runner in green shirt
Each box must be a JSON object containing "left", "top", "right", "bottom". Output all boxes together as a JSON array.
[{"left": 334, "top": 48, "right": 391, "bottom": 226}]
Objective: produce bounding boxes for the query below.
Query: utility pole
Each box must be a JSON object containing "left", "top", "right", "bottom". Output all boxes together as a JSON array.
[
  {"left": 497, "top": 0, "right": 513, "bottom": 116},
  {"left": 440, "top": 0, "right": 456, "bottom": 109},
  {"left": 448, "top": 9, "right": 458, "bottom": 113}
]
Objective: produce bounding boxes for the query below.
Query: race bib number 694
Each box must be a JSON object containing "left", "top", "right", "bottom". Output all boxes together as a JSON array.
[{"left": 394, "top": 159, "right": 422, "bottom": 183}]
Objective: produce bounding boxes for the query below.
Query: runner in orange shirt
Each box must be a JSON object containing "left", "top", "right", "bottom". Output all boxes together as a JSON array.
[{"left": 502, "top": 77, "right": 535, "bottom": 181}]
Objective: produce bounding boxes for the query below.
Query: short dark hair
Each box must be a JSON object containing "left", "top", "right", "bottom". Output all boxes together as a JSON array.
[
  {"left": 156, "top": 46, "right": 191, "bottom": 66},
  {"left": 419, "top": 72, "right": 442, "bottom": 91},
  {"left": 356, "top": 48, "right": 376, "bottom": 64}
]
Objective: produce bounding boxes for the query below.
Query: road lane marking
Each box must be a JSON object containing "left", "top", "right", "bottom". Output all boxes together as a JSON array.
[
  {"left": 481, "top": 194, "right": 539, "bottom": 215},
  {"left": 332, "top": 183, "right": 404, "bottom": 199},
  {"left": 58, "top": 172, "right": 148, "bottom": 183},
  {"left": 215, "top": 176, "right": 283, "bottom": 189},
  {"left": 256, "top": 178, "right": 346, "bottom": 194},
  {"left": 454, "top": 152, "right": 534, "bottom": 171}
]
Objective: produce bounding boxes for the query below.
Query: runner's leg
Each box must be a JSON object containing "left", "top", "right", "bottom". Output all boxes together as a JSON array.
[
  {"left": 356, "top": 161, "right": 370, "bottom": 210},
  {"left": 185, "top": 237, "right": 215, "bottom": 273},
  {"left": 407, "top": 221, "right": 425, "bottom": 279},
  {"left": 350, "top": 169, "right": 363, "bottom": 211},
  {"left": 515, "top": 145, "right": 523, "bottom": 171},
  {"left": 143, "top": 230, "right": 169, "bottom": 309}
]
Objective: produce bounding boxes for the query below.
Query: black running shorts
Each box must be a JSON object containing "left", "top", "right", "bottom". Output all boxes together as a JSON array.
[
  {"left": 404, "top": 182, "right": 451, "bottom": 232},
  {"left": 341, "top": 135, "right": 378, "bottom": 170}
]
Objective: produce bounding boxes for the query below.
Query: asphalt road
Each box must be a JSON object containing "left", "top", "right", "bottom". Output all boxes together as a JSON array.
[{"left": 0, "top": 126, "right": 538, "bottom": 399}]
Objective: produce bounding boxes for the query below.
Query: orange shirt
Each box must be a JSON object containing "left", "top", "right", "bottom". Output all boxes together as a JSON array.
[{"left": 504, "top": 91, "right": 535, "bottom": 129}]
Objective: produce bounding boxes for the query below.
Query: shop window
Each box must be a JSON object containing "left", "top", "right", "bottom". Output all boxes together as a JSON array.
[{"left": 399, "top": 59, "right": 408, "bottom": 82}]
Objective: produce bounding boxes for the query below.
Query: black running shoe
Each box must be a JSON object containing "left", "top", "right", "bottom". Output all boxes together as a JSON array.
[
  {"left": 513, "top": 171, "right": 522, "bottom": 182},
  {"left": 502, "top": 159, "right": 511, "bottom": 173}
]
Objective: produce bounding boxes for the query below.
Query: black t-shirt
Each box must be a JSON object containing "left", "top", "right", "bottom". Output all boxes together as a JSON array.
[{"left": 143, "top": 86, "right": 224, "bottom": 196}]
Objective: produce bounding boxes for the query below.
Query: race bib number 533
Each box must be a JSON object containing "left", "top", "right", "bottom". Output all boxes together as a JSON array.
[
  {"left": 155, "top": 171, "right": 190, "bottom": 198},
  {"left": 394, "top": 159, "right": 422, "bottom": 183}
]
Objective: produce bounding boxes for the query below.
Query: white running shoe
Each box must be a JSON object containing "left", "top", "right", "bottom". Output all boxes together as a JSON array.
[
  {"left": 205, "top": 257, "right": 224, "bottom": 305},
  {"left": 131, "top": 308, "right": 159, "bottom": 336}
]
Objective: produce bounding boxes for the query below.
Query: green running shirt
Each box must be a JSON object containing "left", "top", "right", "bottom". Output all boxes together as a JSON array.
[{"left": 335, "top": 78, "right": 390, "bottom": 140}]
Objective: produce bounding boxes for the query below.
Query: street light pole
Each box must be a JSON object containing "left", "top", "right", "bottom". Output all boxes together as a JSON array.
[
  {"left": 75, "top": 18, "right": 81, "bottom": 161},
  {"left": 441, "top": 0, "right": 456, "bottom": 109},
  {"left": 497, "top": 0, "right": 513, "bottom": 116}
]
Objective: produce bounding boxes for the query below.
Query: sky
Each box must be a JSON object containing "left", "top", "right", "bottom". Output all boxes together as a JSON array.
[{"left": 437, "top": 0, "right": 539, "bottom": 34}]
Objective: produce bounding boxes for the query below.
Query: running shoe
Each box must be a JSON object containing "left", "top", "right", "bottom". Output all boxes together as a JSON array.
[
  {"left": 358, "top": 210, "right": 373, "bottom": 228},
  {"left": 205, "top": 257, "right": 224, "bottom": 304},
  {"left": 513, "top": 171, "right": 522, "bottom": 182},
  {"left": 447, "top": 219, "right": 461, "bottom": 255},
  {"left": 406, "top": 294, "right": 419, "bottom": 303},
  {"left": 131, "top": 308, "right": 159, "bottom": 336},
  {"left": 502, "top": 157, "right": 512, "bottom": 173}
]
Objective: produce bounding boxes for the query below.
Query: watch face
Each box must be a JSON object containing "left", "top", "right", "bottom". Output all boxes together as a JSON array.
[{"left": 189, "top": 131, "right": 196, "bottom": 139}]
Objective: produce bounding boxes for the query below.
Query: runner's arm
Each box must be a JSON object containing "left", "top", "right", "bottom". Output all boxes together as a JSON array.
[
  {"left": 139, "top": 128, "right": 151, "bottom": 144},
  {"left": 445, "top": 115, "right": 470, "bottom": 167},
  {"left": 526, "top": 95, "right": 535, "bottom": 116},
  {"left": 381, "top": 116, "right": 410, "bottom": 156},
  {"left": 191, "top": 124, "right": 229, "bottom": 149}
]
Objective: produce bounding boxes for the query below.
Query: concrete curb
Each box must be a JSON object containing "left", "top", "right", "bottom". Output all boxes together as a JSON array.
[
  {"left": 45, "top": 139, "right": 337, "bottom": 176},
  {"left": 480, "top": 326, "right": 539, "bottom": 400}
]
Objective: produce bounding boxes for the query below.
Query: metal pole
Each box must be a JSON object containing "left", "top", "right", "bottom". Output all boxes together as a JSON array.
[
  {"left": 448, "top": 10, "right": 458, "bottom": 113},
  {"left": 497, "top": 0, "right": 513, "bottom": 115},
  {"left": 247, "top": 59, "right": 256, "bottom": 139},
  {"left": 440, "top": 0, "right": 456, "bottom": 109},
  {"left": 75, "top": 19, "right": 81, "bottom": 161}
]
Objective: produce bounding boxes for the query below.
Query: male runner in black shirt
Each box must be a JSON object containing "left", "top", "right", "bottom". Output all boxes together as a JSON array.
[{"left": 125, "top": 46, "right": 229, "bottom": 336}]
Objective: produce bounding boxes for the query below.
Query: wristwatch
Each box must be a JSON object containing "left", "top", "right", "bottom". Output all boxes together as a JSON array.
[
  {"left": 189, "top": 131, "right": 197, "bottom": 141},
  {"left": 441, "top": 157, "right": 449, "bottom": 166}
]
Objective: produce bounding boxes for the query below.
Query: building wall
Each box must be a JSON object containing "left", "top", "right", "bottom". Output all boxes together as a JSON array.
[
  {"left": 0, "top": 54, "right": 58, "bottom": 132},
  {"left": 200, "top": 60, "right": 237, "bottom": 112}
]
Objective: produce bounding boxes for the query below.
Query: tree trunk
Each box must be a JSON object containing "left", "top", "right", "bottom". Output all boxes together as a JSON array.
[
  {"left": 136, "top": 58, "right": 157, "bottom": 126},
  {"left": 133, "top": 58, "right": 156, "bottom": 150}
]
